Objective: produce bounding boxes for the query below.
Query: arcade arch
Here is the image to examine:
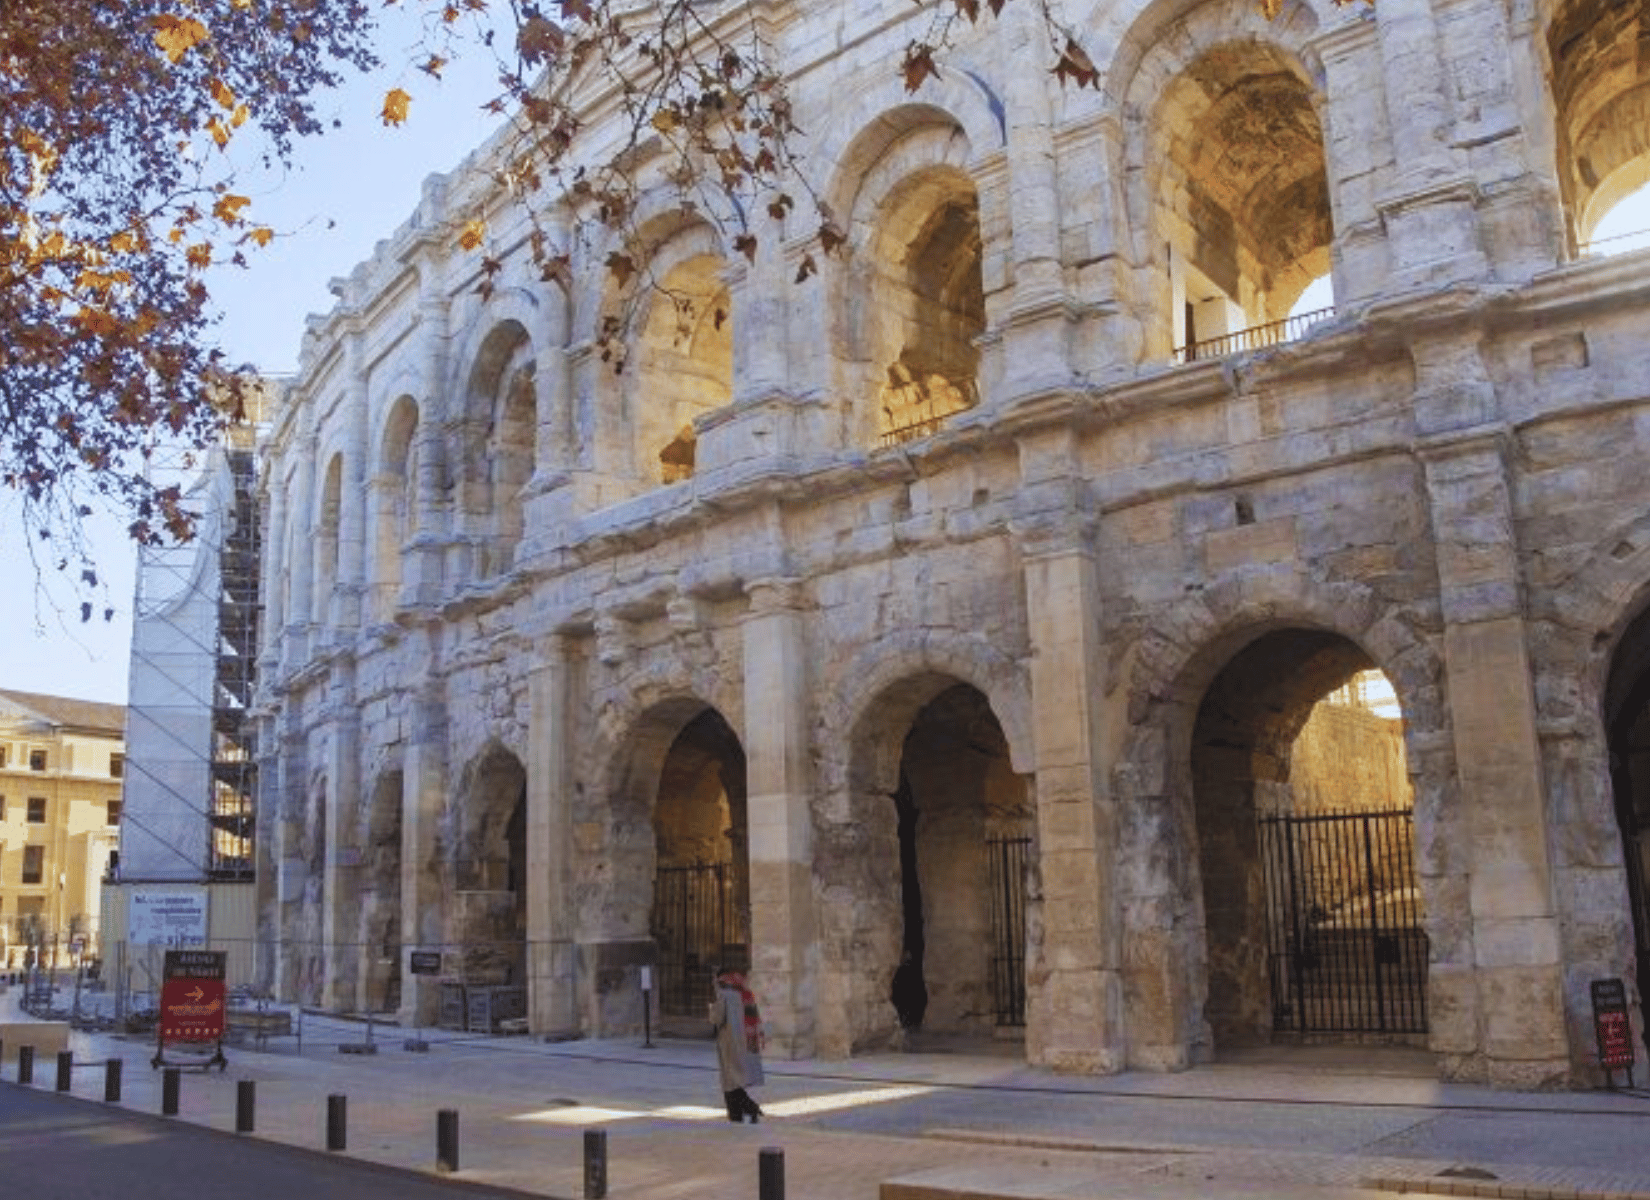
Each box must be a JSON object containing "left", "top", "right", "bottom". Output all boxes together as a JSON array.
[
  {"left": 458, "top": 322, "right": 536, "bottom": 577},
  {"left": 448, "top": 744, "right": 528, "bottom": 989},
  {"left": 373, "top": 396, "right": 419, "bottom": 621},
  {"left": 633, "top": 240, "right": 733, "bottom": 486},
  {"left": 832, "top": 675, "right": 1032, "bottom": 1051},
  {"left": 1189, "top": 630, "right": 1425, "bottom": 1051},
  {"left": 1603, "top": 606, "right": 1650, "bottom": 1032}
]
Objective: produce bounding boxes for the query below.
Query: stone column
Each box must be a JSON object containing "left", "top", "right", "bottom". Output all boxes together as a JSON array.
[
  {"left": 284, "top": 433, "right": 317, "bottom": 664},
  {"left": 332, "top": 329, "right": 369, "bottom": 635},
  {"left": 1416, "top": 336, "right": 1569, "bottom": 1087},
  {"left": 525, "top": 634, "right": 579, "bottom": 1035},
  {"left": 321, "top": 664, "right": 361, "bottom": 1013},
  {"left": 1014, "top": 428, "right": 1123, "bottom": 1073},
  {"left": 258, "top": 472, "right": 288, "bottom": 671},
  {"left": 273, "top": 703, "right": 309, "bottom": 999},
  {"left": 1372, "top": 0, "right": 1488, "bottom": 289},
  {"left": 399, "top": 672, "right": 449, "bottom": 1026},
  {"left": 404, "top": 289, "right": 449, "bottom": 606},
  {"left": 741, "top": 577, "right": 816, "bottom": 1057}
]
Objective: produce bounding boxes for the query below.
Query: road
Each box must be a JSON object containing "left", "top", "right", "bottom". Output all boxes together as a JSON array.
[{"left": 0, "top": 1084, "right": 529, "bottom": 1200}]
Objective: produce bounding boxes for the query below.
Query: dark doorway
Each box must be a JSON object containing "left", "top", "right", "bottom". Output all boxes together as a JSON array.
[
  {"left": 892, "top": 684, "right": 1030, "bottom": 1036},
  {"left": 1604, "top": 608, "right": 1650, "bottom": 1034},
  {"left": 649, "top": 708, "right": 749, "bottom": 1017}
]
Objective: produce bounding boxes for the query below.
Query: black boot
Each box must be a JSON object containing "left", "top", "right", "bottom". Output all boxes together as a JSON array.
[{"left": 724, "top": 1091, "right": 742, "bottom": 1122}]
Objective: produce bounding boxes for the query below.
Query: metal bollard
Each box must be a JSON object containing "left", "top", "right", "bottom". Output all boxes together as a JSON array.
[
  {"left": 56, "top": 1050, "right": 72, "bottom": 1093},
  {"left": 18, "top": 1045, "right": 34, "bottom": 1086},
  {"left": 162, "top": 1067, "right": 180, "bottom": 1116},
  {"left": 237, "top": 1080, "right": 256, "bottom": 1133},
  {"left": 326, "top": 1094, "right": 347, "bottom": 1152},
  {"left": 436, "top": 1109, "right": 460, "bottom": 1174},
  {"left": 104, "top": 1059, "right": 122, "bottom": 1103},
  {"left": 583, "top": 1128, "right": 608, "bottom": 1200},
  {"left": 759, "top": 1146, "right": 785, "bottom": 1200}
]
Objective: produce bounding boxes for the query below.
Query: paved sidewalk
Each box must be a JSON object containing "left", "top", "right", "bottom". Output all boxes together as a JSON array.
[{"left": 3, "top": 989, "right": 1648, "bottom": 1200}]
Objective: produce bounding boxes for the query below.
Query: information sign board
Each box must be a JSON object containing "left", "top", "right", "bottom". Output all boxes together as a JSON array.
[
  {"left": 410, "top": 951, "right": 443, "bottom": 976},
  {"left": 160, "top": 950, "right": 227, "bottom": 1044},
  {"left": 1589, "top": 977, "right": 1636, "bottom": 1085},
  {"left": 129, "top": 889, "right": 208, "bottom": 947}
]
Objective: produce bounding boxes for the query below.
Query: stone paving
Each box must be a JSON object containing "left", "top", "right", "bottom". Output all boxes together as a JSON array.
[{"left": 3, "top": 991, "right": 1648, "bottom": 1200}]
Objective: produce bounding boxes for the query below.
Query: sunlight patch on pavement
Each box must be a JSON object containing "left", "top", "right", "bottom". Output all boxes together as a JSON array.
[
  {"left": 763, "top": 1084, "right": 934, "bottom": 1117},
  {"left": 513, "top": 1105, "right": 645, "bottom": 1125},
  {"left": 510, "top": 1085, "right": 932, "bottom": 1125}
]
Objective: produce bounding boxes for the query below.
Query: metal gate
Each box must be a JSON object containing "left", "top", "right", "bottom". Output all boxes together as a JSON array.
[
  {"left": 652, "top": 862, "right": 728, "bottom": 1016},
  {"left": 1259, "top": 808, "right": 1428, "bottom": 1034},
  {"left": 986, "top": 835, "right": 1030, "bottom": 1027}
]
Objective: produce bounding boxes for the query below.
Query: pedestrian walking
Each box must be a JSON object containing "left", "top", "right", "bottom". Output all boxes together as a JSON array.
[{"left": 709, "top": 967, "right": 764, "bottom": 1123}]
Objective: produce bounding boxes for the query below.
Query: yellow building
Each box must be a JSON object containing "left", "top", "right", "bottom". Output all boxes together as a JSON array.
[{"left": 0, "top": 689, "right": 124, "bottom": 970}]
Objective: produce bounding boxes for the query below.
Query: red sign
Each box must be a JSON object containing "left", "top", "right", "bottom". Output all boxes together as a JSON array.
[
  {"left": 160, "top": 976, "right": 226, "bottom": 1042},
  {"left": 1590, "top": 978, "right": 1636, "bottom": 1072}
]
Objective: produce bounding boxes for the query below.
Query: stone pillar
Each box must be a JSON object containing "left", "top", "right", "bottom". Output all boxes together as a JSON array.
[
  {"left": 1372, "top": 0, "right": 1488, "bottom": 289},
  {"left": 400, "top": 673, "right": 449, "bottom": 1026},
  {"left": 332, "top": 331, "right": 369, "bottom": 635},
  {"left": 273, "top": 703, "right": 308, "bottom": 999},
  {"left": 404, "top": 289, "right": 449, "bottom": 606},
  {"left": 525, "top": 634, "right": 579, "bottom": 1035},
  {"left": 1309, "top": 18, "right": 1387, "bottom": 307},
  {"left": 1416, "top": 337, "right": 1569, "bottom": 1087},
  {"left": 259, "top": 473, "right": 288, "bottom": 670},
  {"left": 741, "top": 577, "right": 817, "bottom": 1057},
  {"left": 284, "top": 433, "right": 317, "bottom": 664},
  {"left": 321, "top": 666, "right": 361, "bottom": 1013},
  {"left": 1014, "top": 428, "right": 1123, "bottom": 1073}
]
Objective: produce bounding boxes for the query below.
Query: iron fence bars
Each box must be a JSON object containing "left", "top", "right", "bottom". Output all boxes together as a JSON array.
[
  {"left": 652, "top": 862, "right": 729, "bottom": 1017},
  {"left": 1259, "top": 808, "right": 1428, "bottom": 1035},
  {"left": 1173, "top": 306, "right": 1335, "bottom": 365},
  {"left": 986, "top": 835, "right": 1030, "bottom": 1027}
]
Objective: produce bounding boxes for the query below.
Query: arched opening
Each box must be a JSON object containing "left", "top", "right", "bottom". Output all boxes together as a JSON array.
[
  {"left": 649, "top": 708, "right": 749, "bottom": 1019},
  {"left": 893, "top": 684, "right": 1030, "bottom": 1040},
  {"left": 871, "top": 171, "right": 984, "bottom": 446},
  {"left": 834, "top": 676, "right": 1031, "bottom": 1053},
  {"left": 448, "top": 745, "right": 528, "bottom": 1004},
  {"left": 1192, "top": 630, "right": 1425, "bottom": 1051},
  {"left": 1603, "top": 607, "right": 1650, "bottom": 1034},
  {"left": 461, "top": 323, "right": 535, "bottom": 577},
  {"left": 375, "top": 396, "right": 418, "bottom": 621},
  {"left": 315, "top": 453, "right": 343, "bottom": 623},
  {"left": 1546, "top": 0, "right": 1650, "bottom": 253},
  {"left": 634, "top": 251, "right": 732, "bottom": 485},
  {"left": 1150, "top": 42, "right": 1332, "bottom": 361}
]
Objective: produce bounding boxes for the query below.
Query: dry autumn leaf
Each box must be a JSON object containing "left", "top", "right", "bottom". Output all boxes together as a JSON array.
[
  {"left": 151, "top": 14, "right": 209, "bottom": 64},
  {"left": 457, "top": 219, "right": 487, "bottom": 251},
  {"left": 381, "top": 88, "right": 412, "bottom": 126}
]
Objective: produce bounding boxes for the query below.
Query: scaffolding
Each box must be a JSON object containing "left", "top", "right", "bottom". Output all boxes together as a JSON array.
[{"left": 116, "top": 424, "right": 264, "bottom": 886}]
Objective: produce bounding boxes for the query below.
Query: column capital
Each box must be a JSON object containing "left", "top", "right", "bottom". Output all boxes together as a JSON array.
[{"left": 744, "top": 576, "right": 809, "bottom": 616}]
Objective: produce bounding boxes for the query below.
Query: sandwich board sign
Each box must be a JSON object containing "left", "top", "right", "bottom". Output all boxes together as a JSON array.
[{"left": 154, "top": 949, "right": 228, "bottom": 1071}]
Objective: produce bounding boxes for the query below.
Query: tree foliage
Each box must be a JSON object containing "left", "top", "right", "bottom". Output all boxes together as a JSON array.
[{"left": 1, "top": 0, "right": 1369, "bottom": 594}]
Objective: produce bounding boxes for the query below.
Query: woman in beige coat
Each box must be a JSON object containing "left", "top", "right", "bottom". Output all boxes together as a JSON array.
[{"left": 709, "top": 968, "right": 765, "bottom": 1123}]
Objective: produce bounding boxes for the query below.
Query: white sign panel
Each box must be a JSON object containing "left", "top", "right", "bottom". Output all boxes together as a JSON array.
[{"left": 128, "top": 888, "right": 209, "bottom": 947}]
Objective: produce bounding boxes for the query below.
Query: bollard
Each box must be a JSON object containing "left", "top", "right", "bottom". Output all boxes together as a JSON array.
[
  {"left": 18, "top": 1045, "right": 34, "bottom": 1086},
  {"left": 56, "top": 1050, "right": 72, "bottom": 1093},
  {"left": 326, "top": 1093, "right": 347, "bottom": 1152},
  {"left": 436, "top": 1109, "right": 460, "bottom": 1174},
  {"left": 104, "top": 1059, "right": 122, "bottom": 1103},
  {"left": 583, "top": 1128, "right": 608, "bottom": 1200},
  {"left": 162, "top": 1067, "right": 180, "bottom": 1116},
  {"left": 237, "top": 1080, "right": 256, "bottom": 1133},
  {"left": 759, "top": 1146, "right": 785, "bottom": 1200}
]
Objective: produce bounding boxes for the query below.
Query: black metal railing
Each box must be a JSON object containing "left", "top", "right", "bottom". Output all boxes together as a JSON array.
[
  {"left": 652, "top": 862, "right": 730, "bottom": 1017},
  {"left": 1259, "top": 808, "right": 1428, "bottom": 1035},
  {"left": 986, "top": 835, "right": 1030, "bottom": 1027},
  {"left": 1173, "top": 306, "right": 1335, "bottom": 365}
]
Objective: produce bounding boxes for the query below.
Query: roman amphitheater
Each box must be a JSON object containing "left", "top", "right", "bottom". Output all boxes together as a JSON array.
[{"left": 253, "top": 0, "right": 1650, "bottom": 1088}]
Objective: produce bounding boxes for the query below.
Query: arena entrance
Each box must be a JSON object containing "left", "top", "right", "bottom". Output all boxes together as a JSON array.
[
  {"left": 1604, "top": 606, "right": 1650, "bottom": 1033},
  {"left": 1193, "top": 630, "right": 1426, "bottom": 1047},
  {"left": 891, "top": 684, "right": 1031, "bottom": 1039},
  {"left": 648, "top": 708, "right": 750, "bottom": 1018}
]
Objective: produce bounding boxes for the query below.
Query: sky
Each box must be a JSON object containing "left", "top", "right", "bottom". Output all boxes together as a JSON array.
[
  {"left": 3, "top": 29, "right": 1650, "bottom": 705},
  {"left": 1, "top": 8, "right": 506, "bottom": 706}
]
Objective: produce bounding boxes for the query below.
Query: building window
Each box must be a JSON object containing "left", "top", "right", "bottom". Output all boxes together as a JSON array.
[
  {"left": 21, "top": 844, "right": 44, "bottom": 884},
  {"left": 27, "top": 796, "right": 46, "bottom": 823},
  {"left": 28, "top": 749, "right": 46, "bottom": 771},
  {"left": 107, "top": 800, "right": 122, "bottom": 826},
  {"left": 0, "top": 795, "right": 5, "bottom": 820},
  {"left": 0, "top": 745, "right": 8, "bottom": 767},
  {"left": 110, "top": 753, "right": 124, "bottom": 779}
]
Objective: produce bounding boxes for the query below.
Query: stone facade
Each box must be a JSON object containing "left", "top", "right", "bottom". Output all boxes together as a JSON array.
[{"left": 255, "top": 0, "right": 1650, "bottom": 1088}]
